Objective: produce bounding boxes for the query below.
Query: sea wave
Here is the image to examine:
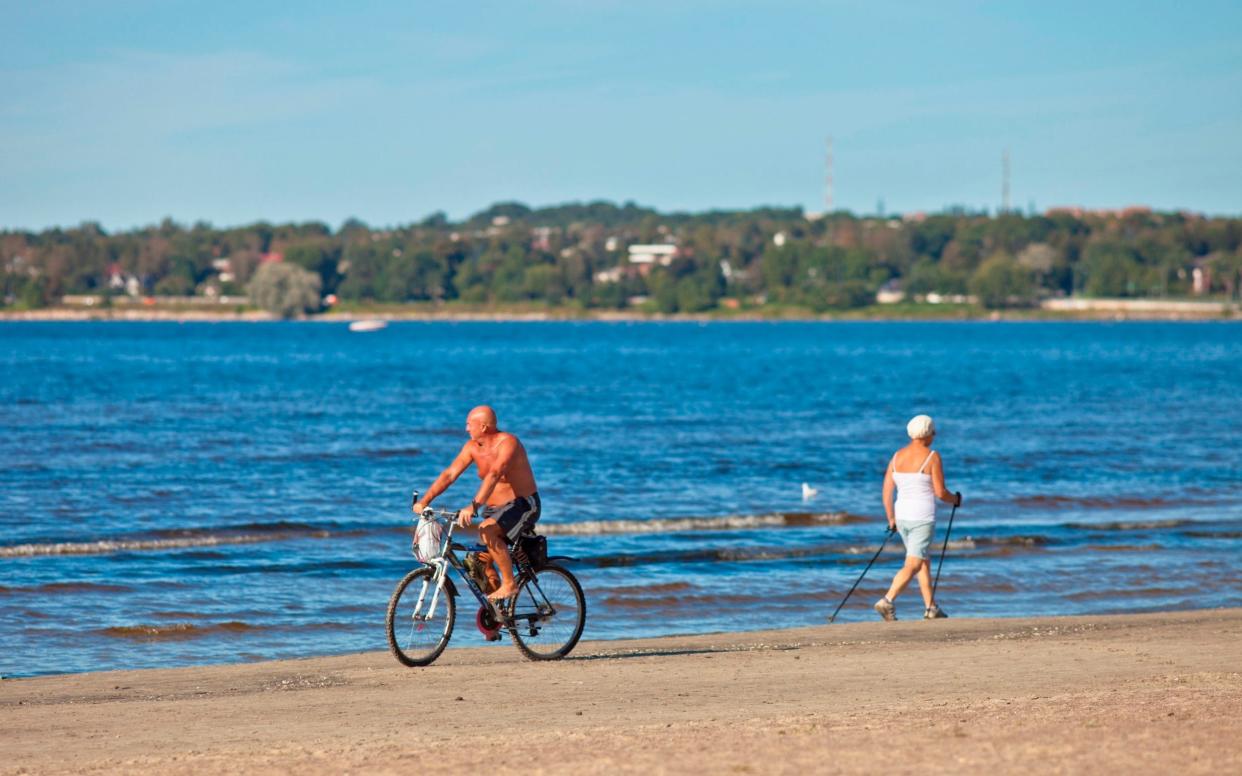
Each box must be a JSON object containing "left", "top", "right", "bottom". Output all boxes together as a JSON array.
[
  {"left": 0, "top": 581, "right": 133, "bottom": 595},
  {"left": 1083, "top": 543, "right": 1163, "bottom": 553},
  {"left": 598, "top": 580, "right": 1025, "bottom": 610},
  {"left": 94, "top": 619, "right": 351, "bottom": 641},
  {"left": 5, "top": 509, "right": 1229, "bottom": 562},
  {"left": 1065, "top": 519, "right": 1191, "bottom": 531},
  {"left": 1184, "top": 530, "right": 1242, "bottom": 539},
  {"left": 580, "top": 534, "right": 1045, "bottom": 569},
  {"left": 99, "top": 621, "right": 260, "bottom": 641},
  {"left": 542, "top": 512, "right": 867, "bottom": 536},
  {"left": 0, "top": 523, "right": 333, "bottom": 558},
  {"left": 225, "top": 446, "right": 422, "bottom": 464},
  {"left": 1016, "top": 495, "right": 1215, "bottom": 510}
]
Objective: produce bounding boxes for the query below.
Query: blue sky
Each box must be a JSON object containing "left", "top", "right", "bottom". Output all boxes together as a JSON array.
[{"left": 3, "top": 1, "right": 1240, "bottom": 230}]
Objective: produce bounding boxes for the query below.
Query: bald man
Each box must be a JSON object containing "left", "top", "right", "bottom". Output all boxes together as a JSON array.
[{"left": 411, "top": 406, "right": 540, "bottom": 602}]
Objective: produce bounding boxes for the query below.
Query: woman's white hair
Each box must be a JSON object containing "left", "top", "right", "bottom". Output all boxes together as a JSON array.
[{"left": 906, "top": 414, "right": 935, "bottom": 440}]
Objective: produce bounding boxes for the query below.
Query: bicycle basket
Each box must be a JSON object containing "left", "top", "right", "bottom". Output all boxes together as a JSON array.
[
  {"left": 413, "top": 517, "right": 443, "bottom": 562},
  {"left": 519, "top": 534, "right": 547, "bottom": 569}
]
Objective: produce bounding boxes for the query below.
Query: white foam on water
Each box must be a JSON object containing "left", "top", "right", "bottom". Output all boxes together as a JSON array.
[
  {"left": 0, "top": 530, "right": 329, "bottom": 558},
  {"left": 543, "top": 512, "right": 861, "bottom": 536}
]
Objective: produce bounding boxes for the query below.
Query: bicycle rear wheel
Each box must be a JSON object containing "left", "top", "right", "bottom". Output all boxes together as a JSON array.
[
  {"left": 506, "top": 563, "right": 586, "bottom": 661},
  {"left": 386, "top": 567, "right": 455, "bottom": 666}
]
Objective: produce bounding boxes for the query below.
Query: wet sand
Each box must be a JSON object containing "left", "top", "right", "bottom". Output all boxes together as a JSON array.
[{"left": 3, "top": 609, "right": 1240, "bottom": 775}]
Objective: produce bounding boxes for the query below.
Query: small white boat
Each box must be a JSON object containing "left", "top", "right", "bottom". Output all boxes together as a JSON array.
[{"left": 348, "top": 319, "right": 388, "bottom": 333}]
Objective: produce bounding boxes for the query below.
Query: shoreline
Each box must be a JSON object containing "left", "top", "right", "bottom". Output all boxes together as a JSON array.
[
  {"left": 2, "top": 306, "right": 1240, "bottom": 323},
  {"left": 5, "top": 608, "right": 1240, "bottom": 774}
]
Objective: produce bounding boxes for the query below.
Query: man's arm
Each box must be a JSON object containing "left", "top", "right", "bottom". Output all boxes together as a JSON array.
[{"left": 412, "top": 444, "right": 474, "bottom": 513}]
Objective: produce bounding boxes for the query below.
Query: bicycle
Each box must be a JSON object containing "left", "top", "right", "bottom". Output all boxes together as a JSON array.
[{"left": 385, "top": 491, "right": 587, "bottom": 666}]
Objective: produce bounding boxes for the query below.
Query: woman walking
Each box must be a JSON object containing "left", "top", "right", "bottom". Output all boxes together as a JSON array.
[{"left": 875, "top": 414, "right": 961, "bottom": 621}]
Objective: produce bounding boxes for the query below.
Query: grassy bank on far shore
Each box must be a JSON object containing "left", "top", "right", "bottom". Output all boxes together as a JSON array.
[{"left": 1, "top": 299, "right": 1239, "bottom": 323}]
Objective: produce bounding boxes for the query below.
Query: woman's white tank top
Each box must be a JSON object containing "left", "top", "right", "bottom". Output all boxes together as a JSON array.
[{"left": 893, "top": 450, "right": 937, "bottom": 525}]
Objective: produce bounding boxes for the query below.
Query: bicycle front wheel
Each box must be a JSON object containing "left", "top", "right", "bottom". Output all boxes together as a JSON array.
[
  {"left": 506, "top": 563, "right": 586, "bottom": 661},
  {"left": 386, "top": 567, "right": 455, "bottom": 667}
]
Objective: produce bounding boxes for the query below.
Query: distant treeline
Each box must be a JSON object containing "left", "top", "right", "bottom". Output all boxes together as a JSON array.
[{"left": 3, "top": 201, "right": 1241, "bottom": 314}]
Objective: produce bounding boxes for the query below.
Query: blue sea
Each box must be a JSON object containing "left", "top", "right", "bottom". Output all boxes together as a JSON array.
[{"left": 2, "top": 321, "right": 1240, "bottom": 676}]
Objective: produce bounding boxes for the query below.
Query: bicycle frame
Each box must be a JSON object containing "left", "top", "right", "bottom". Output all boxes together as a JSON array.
[
  {"left": 413, "top": 512, "right": 496, "bottom": 621},
  {"left": 410, "top": 509, "right": 567, "bottom": 634}
]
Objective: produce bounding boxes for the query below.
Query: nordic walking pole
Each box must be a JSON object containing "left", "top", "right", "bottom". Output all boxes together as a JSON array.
[
  {"left": 828, "top": 528, "right": 896, "bottom": 623},
  {"left": 930, "top": 494, "right": 961, "bottom": 602}
]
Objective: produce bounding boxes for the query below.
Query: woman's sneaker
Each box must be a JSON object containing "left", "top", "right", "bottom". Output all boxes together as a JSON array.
[
  {"left": 873, "top": 597, "right": 897, "bottom": 621},
  {"left": 924, "top": 604, "right": 948, "bottom": 619}
]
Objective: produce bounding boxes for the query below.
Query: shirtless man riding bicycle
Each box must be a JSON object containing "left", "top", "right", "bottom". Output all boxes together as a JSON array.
[{"left": 411, "top": 406, "right": 540, "bottom": 602}]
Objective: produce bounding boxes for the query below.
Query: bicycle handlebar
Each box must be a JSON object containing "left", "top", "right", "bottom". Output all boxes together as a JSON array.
[{"left": 410, "top": 490, "right": 464, "bottom": 524}]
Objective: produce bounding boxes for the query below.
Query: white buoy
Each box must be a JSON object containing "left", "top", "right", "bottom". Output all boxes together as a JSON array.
[{"left": 801, "top": 482, "right": 819, "bottom": 501}]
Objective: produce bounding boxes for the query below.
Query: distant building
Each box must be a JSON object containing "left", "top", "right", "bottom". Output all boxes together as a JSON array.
[
  {"left": 594, "top": 266, "right": 624, "bottom": 284},
  {"left": 531, "top": 226, "right": 553, "bottom": 252},
  {"left": 1192, "top": 260, "right": 1212, "bottom": 295},
  {"left": 875, "top": 280, "right": 905, "bottom": 304},
  {"left": 211, "top": 258, "right": 235, "bottom": 283},
  {"left": 627, "top": 244, "right": 678, "bottom": 267},
  {"left": 107, "top": 262, "right": 141, "bottom": 296}
]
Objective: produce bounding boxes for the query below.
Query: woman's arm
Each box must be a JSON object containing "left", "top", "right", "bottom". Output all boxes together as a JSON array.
[
  {"left": 929, "top": 452, "right": 962, "bottom": 506},
  {"left": 882, "top": 465, "right": 896, "bottom": 530}
]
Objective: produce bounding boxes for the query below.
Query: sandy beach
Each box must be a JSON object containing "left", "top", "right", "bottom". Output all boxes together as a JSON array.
[{"left": 4, "top": 609, "right": 1240, "bottom": 774}]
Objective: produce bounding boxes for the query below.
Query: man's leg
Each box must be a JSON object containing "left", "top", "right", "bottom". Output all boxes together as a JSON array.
[
  {"left": 478, "top": 552, "right": 500, "bottom": 590},
  {"left": 885, "top": 555, "right": 923, "bottom": 601},
  {"left": 467, "top": 550, "right": 500, "bottom": 593},
  {"left": 478, "top": 520, "right": 519, "bottom": 600}
]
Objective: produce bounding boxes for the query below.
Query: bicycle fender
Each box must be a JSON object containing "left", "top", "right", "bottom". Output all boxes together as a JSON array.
[
  {"left": 546, "top": 555, "right": 578, "bottom": 563},
  {"left": 443, "top": 577, "right": 460, "bottom": 597}
]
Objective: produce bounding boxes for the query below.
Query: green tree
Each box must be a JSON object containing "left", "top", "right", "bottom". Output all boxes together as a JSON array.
[
  {"left": 813, "top": 280, "right": 873, "bottom": 310},
  {"left": 153, "top": 274, "right": 194, "bottom": 296},
  {"left": 1081, "top": 243, "right": 1141, "bottom": 297},
  {"left": 522, "top": 264, "right": 567, "bottom": 304},
  {"left": 650, "top": 273, "right": 679, "bottom": 313},
  {"left": 591, "top": 282, "right": 627, "bottom": 309},
  {"left": 904, "top": 258, "right": 967, "bottom": 296},
  {"left": 18, "top": 277, "right": 48, "bottom": 309},
  {"left": 248, "top": 262, "right": 322, "bottom": 318},
  {"left": 1208, "top": 251, "right": 1242, "bottom": 299},
  {"left": 675, "top": 277, "right": 713, "bottom": 312},
  {"left": 969, "top": 253, "right": 1035, "bottom": 309},
  {"left": 284, "top": 242, "right": 340, "bottom": 293}
]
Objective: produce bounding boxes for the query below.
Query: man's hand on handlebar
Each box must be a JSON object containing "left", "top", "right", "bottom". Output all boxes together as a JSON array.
[{"left": 456, "top": 505, "right": 477, "bottom": 527}]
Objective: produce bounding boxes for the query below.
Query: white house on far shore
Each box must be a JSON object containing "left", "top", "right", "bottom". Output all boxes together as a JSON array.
[{"left": 627, "top": 244, "right": 678, "bottom": 267}]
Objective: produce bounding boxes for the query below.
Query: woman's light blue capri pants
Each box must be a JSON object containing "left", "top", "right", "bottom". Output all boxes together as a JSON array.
[{"left": 896, "top": 521, "right": 935, "bottom": 560}]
